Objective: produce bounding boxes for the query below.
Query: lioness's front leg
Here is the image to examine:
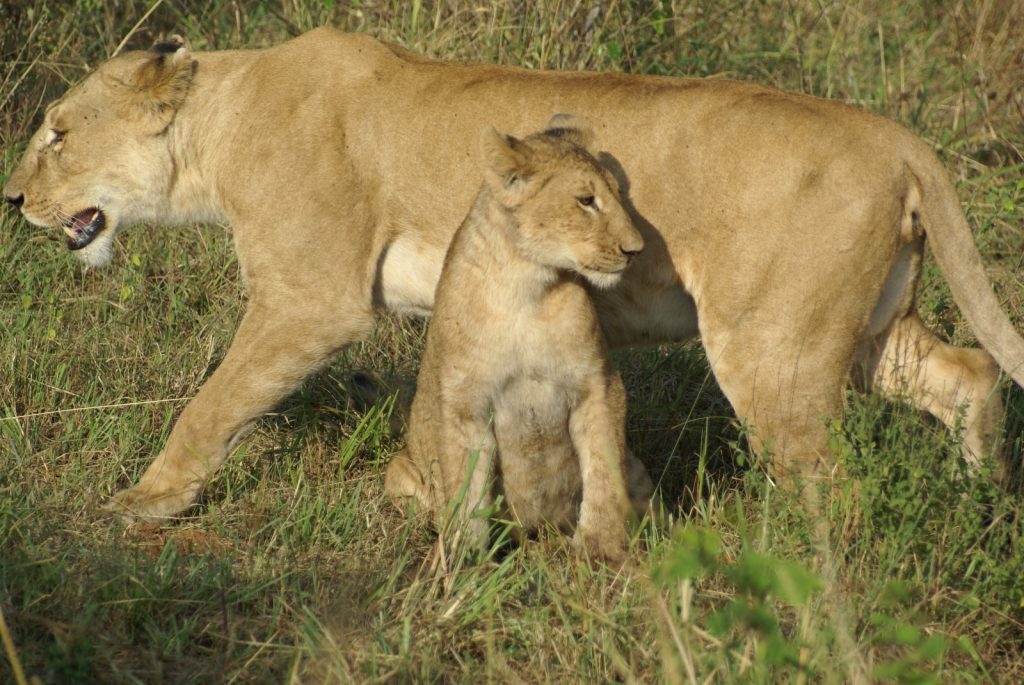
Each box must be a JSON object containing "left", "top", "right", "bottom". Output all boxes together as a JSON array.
[
  {"left": 569, "top": 376, "right": 633, "bottom": 564},
  {"left": 105, "top": 303, "right": 373, "bottom": 521}
]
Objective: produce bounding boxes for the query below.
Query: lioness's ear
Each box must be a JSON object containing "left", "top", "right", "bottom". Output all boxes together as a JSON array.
[
  {"left": 543, "top": 113, "right": 595, "bottom": 152},
  {"left": 480, "top": 126, "right": 535, "bottom": 206},
  {"left": 136, "top": 37, "right": 194, "bottom": 114},
  {"left": 110, "top": 36, "right": 195, "bottom": 131}
]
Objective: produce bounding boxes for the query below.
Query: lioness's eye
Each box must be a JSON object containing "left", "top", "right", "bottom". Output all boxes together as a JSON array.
[
  {"left": 46, "top": 129, "right": 66, "bottom": 148},
  {"left": 577, "top": 195, "right": 596, "bottom": 209}
]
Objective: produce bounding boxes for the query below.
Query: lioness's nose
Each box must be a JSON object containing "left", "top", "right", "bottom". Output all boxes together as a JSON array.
[{"left": 5, "top": 192, "right": 23, "bottom": 208}]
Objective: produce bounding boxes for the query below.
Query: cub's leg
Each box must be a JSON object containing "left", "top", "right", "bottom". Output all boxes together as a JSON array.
[
  {"left": 624, "top": 447, "right": 656, "bottom": 516},
  {"left": 105, "top": 303, "right": 374, "bottom": 521},
  {"left": 493, "top": 377, "right": 581, "bottom": 532},
  {"left": 863, "top": 312, "right": 1003, "bottom": 478},
  {"left": 384, "top": 450, "right": 434, "bottom": 516},
  {"left": 569, "top": 374, "right": 634, "bottom": 563},
  {"left": 437, "top": 406, "right": 498, "bottom": 555}
]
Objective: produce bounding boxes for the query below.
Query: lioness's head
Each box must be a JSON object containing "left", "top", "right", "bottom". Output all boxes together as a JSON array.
[
  {"left": 3, "top": 38, "right": 195, "bottom": 267},
  {"left": 482, "top": 116, "right": 643, "bottom": 288}
]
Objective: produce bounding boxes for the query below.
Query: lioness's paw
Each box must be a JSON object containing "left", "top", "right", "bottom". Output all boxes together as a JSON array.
[{"left": 102, "top": 485, "right": 197, "bottom": 524}]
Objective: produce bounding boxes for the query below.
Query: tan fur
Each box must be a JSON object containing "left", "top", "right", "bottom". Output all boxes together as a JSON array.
[
  {"left": 5, "top": 28, "right": 1023, "bottom": 520},
  {"left": 384, "top": 121, "right": 653, "bottom": 562}
]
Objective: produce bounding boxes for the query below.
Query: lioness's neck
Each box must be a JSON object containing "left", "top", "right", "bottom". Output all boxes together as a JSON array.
[{"left": 160, "top": 52, "right": 253, "bottom": 226}]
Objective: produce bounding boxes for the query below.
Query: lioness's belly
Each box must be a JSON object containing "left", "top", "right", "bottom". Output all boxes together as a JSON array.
[{"left": 375, "top": 236, "right": 448, "bottom": 317}]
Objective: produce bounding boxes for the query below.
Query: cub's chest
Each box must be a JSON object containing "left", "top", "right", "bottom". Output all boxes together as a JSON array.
[{"left": 493, "top": 300, "right": 604, "bottom": 377}]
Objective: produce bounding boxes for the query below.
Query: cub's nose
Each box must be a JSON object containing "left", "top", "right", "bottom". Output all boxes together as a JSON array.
[
  {"left": 5, "top": 192, "right": 24, "bottom": 208},
  {"left": 620, "top": 245, "right": 643, "bottom": 261}
]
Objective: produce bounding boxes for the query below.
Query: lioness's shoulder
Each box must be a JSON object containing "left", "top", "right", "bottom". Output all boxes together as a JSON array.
[{"left": 280, "top": 27, "right": 411, "bottom": 65}]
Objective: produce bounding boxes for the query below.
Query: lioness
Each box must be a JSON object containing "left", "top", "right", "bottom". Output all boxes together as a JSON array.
[
  {"left": 385, "top": 118, "right": 653, "bottom": 562},
  {"left": 5, "top": 29, "right": 1022, "bottom": 521}
]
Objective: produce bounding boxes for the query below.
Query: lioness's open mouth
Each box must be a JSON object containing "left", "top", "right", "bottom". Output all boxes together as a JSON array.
[{"left": 63, "top": 208, "right": 106, "bottom": 250}]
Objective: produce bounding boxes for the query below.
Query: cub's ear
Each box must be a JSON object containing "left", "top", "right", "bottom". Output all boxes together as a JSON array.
[
  {"left": 480, "top": 126, "right": 536, "bottom": 206},
  {"left": 109, "top": 36, "right": 195, "bottom": 132},
  {"left": 543, "top": 113, "right": 595, "bottom": 152}
]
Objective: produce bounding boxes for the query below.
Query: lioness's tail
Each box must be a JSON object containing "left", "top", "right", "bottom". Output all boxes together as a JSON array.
[{"left": 914, "top": 155, "right": 1024, "bottom": 386}]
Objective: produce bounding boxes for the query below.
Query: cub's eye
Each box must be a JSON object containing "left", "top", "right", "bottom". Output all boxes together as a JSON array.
[{"left": 577, "top": 195, "right": 596, "bottom": 209}]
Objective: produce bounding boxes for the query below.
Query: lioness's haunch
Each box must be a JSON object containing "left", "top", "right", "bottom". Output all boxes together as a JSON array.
[
  {"left": 385, "top": 119, "right": 653, "bottom": 563},
  {"left": 5, "top": 28, "right": 1022, "bottom": 520}
]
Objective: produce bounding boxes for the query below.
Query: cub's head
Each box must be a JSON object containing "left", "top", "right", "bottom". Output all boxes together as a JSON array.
[
  {"left": 3, "top": 38, "right": 195, "bottom": 267},
  {"left": 481, "top": 116, "right": 643, "bottom": 288}
]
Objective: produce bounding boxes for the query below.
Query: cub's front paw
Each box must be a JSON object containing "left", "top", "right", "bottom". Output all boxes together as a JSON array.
[{"left": 573, "top": 527, "right": 629, "bottom": 567}]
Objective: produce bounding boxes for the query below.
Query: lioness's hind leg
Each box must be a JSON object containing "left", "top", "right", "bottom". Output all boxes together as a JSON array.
[{"left": 865, "top": 312, "right": 1003, "bottom": 477}]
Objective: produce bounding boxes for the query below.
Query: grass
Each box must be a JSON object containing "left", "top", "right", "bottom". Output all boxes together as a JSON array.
[{"left": 2, "top": 0, "right": 1023, "bottom": 682}]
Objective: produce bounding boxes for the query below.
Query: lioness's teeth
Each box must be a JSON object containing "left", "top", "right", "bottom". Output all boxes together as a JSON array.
[{"left": 90, "top": 210, "right": 99, "bottom": 223}]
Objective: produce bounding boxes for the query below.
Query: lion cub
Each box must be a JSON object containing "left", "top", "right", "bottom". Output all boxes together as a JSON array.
[{"left": 385, "top": 117, "right": 653, "bottom": 563}]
